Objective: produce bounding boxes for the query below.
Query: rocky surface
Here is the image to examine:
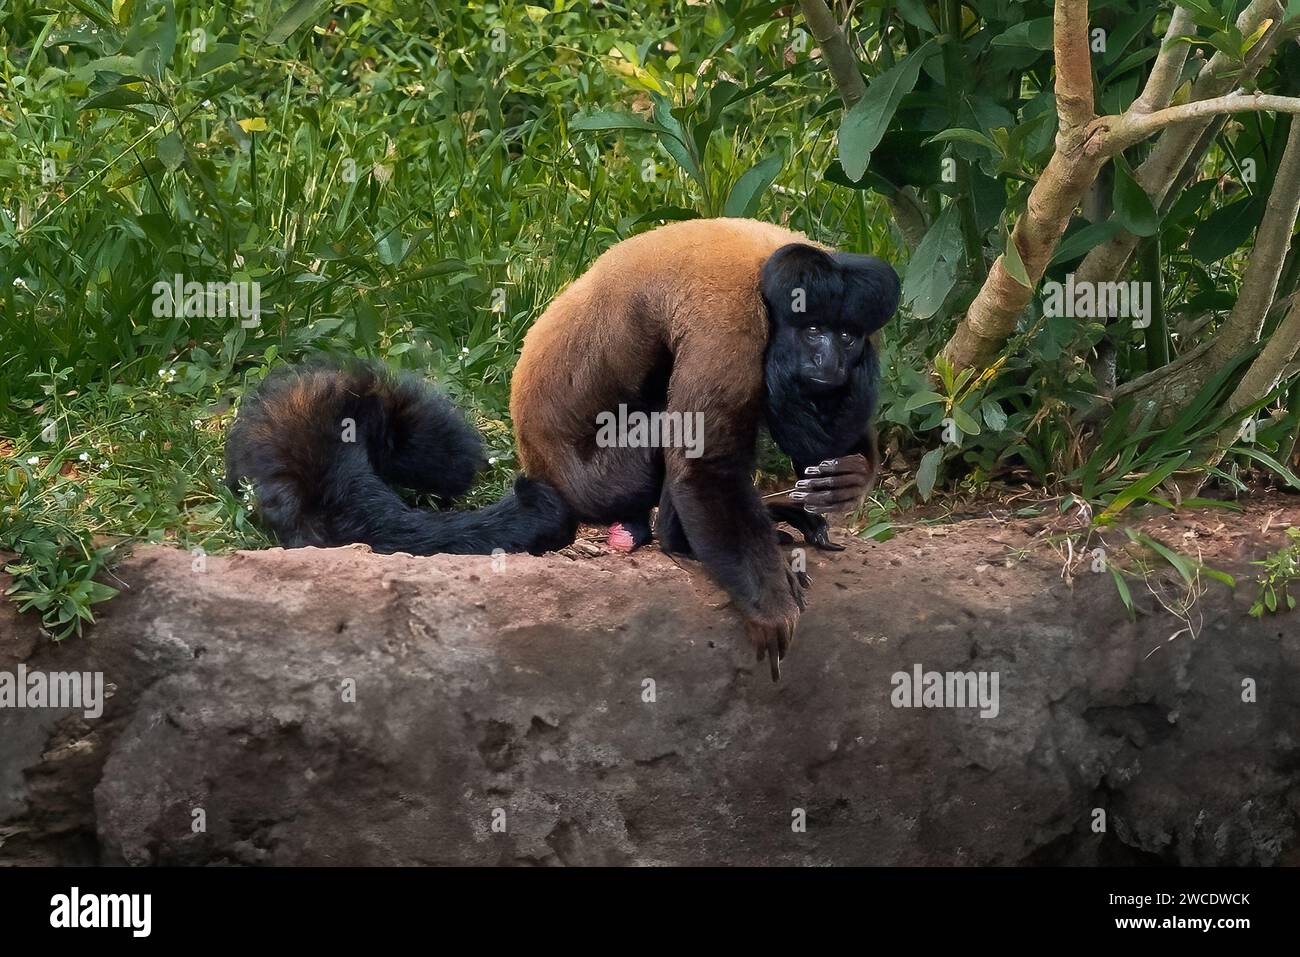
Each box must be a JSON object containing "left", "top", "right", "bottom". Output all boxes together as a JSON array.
[{"left": 2, "top": 500, "right": 1299, "bottom": 866}]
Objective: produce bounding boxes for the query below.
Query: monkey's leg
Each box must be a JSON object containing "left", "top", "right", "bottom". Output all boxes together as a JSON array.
[
  {"left": 767, "top": 503, "right": 843, "bottom": 552},
  {"left": 654, "top": 485, "right": 693, "bottom": 557}
]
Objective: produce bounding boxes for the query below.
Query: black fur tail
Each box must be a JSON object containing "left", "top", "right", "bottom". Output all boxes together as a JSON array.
[{"left": 224, "top": 361, "right": 576, "bottom": 555}]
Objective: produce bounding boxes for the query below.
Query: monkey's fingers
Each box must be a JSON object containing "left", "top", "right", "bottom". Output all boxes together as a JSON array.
[
  {"left": 786, "top": 566, "right": 809, "bottom": 609},
  {"left": 797, "top": 489, "right": 863, "bottom": 514},
  {"left": 802, "top": 454, "right": 870, "bottom": 479},
  {"left": 747, "top": 621, "right": 793, "bottom": 682},
  {"left": 793, "top": 475, "right": 868, "bottom": 494}
]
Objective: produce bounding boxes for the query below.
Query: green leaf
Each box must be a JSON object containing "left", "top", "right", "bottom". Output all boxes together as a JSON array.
[
  {"left": 924, "top": 128, "right": 1003, "bottom": 157},
  {"left": 1109, "top": 566, "right": 1136, "bottom": 621},
  {"left": 838, "top": 39, "right": 937, "bottom": 182},
  {"left": 156, "top": 130, "right": 184, "bottom": 171},
  {"left": 82, "top": 580, "right": 120, "bottom": 604},
  {"left": 951, "top": 403, "right": 982, "bottom": 436},
  {"left": 1112, "top": 156, "right": 1159, "bottom": 238},
  {"left": 569, "top": 110, "right": 661, "bottom": 134},
  {"left": 1231, "top": 446, "right": 1300, "bottom": 489},
  {"left": 1003, "top": 231, "right": 1031, "bottom": 287},
  {"left": 266, "top": 0, "right": 333, "bottom": 45},
  {"left": 723, "top": 153, "right": 783, "bottom": 218},
  {"left": 1049, "top": 219, "right": 1123, "bottom": 266},
  {"left": 651, "top": 93, "right": 704, "bottom": 187},
  {"left": 1174, "top": 0, "right": 1225, "bottom": 29},
  {"left": 905, "top": 390, "right": 946, "bottom": 412},
  {"left": 1097, "top": 453, "right": 1190, "bottom": 523},
  {"left": 80, "top": 87, "right": 152, "bottom": 111},
  {"left": 196, "top": 42, "right": 240, "bottom": 75},
  {"left": 981, "top": 399, "right": 1007, "bottom": 431},
  {"left": 901, "top": 204, "right": 963, "bottom": 319},
  {"left": 1188, "top": 196, "right": 1265, "bottom": 263},
  {"left": 894, "top": 0, "right": 939, "bottom": 34},
  {"left": 1132, "top": 530, "right": 1195, "bottom": 585},
  {"left": 916, "top": 447, "right": 943, "bottom": 501},
  {"left": 859, "top": 522, "right": 895, "bottom": 542},
  {"left": 626, "top": 206, "right": 701, "bottom": 228},
  {"left": 991, "top": 18, "right": 1054, "bottom": 50}
]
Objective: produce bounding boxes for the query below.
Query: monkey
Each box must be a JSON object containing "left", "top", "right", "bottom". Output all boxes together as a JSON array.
[
  {"left": 510, "top": 217, "right": 899, "bottom": 679},
  {"left": 224, "top": 361, "right": 576, "bottom": 556},
  {"left": 225, "top": 218, "right": 896, "bottom": 681}
]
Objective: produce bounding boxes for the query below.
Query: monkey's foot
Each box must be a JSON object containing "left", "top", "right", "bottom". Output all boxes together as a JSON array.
[{"left": 607, "top": 521, "right": 652, "bottom": 552}]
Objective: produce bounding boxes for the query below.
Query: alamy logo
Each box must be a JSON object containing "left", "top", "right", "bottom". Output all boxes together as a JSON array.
[
  {"left": 50, "top": 887, "right": 151, "bottom": 937},
  {"left": 890, "top": 664, "right": 1000, "bottom": 718},
  {"left": 1042, "top": 273, "right": 1152, "bottom": 327},
  {"left": 0, "top": 665, "right": 104, "bottom": 719},
  {"left": 151, "top": 274, "right": 262, "bottom": 327},
  {"left": 595, "top": 404, "right": 704, "bottom": 459}
]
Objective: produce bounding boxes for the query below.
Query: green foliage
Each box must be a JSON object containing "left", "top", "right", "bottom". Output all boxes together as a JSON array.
[{"left": 1249, "top": 527, "right": 1300, "bottom": 616}]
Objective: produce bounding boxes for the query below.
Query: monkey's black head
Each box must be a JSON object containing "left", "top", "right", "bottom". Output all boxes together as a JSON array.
[
  {"left": 760, "top": 243, "right": 900, "bottom": 463},
  {"left": 760, "top": 243, "right": 900, "bottom": 393}
]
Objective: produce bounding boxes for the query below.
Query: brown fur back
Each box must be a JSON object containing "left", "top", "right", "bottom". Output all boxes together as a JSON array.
[{"left": 510, "top": 218, "right": 818, "bottom": 484}]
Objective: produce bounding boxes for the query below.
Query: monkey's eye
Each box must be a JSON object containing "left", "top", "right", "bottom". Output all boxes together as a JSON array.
[{"left": 838, "top": 331, "right": 857, "bottom": 344}]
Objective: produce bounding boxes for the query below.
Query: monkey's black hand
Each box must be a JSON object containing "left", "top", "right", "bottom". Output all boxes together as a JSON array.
[{"left": 790, "top": 454, "right": 873, "bottom": 516}]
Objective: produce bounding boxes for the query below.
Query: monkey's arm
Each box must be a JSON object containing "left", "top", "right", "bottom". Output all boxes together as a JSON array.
[{"left": 663, "top": 348, "right": 806, "bottom": 680}]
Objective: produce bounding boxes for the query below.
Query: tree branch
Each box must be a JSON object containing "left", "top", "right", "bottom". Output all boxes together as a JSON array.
[
  {"left": 939, "top": 0, "right": 1100, "bottom": 371},
  {"left": 1054, "top": 0, "right": 1096, "bottom": 140},
  {"left": 1111, "top": 92, "right": 1300, "bottom": 152},
  {"left": 1073, "top": 0, "right": 1285, "bottom": 296},
  {"left": 798, "top": 0, "right": 867, "bottom": 107},
  {"left": 1130, "top": 6, "right": 1196, "bottom": 115}
]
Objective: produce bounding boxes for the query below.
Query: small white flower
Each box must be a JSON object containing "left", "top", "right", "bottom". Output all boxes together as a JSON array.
[
  {"left": 79, "top": 452, "right": 90, "bottom": 462},
  {"left": 488, "top": 456, "right": 497, "bottom": 465},
  {"left": 26, "top": 456, "right": 39, "bottom": 465},
  {"left": 461, "top": 347, "right": 469, "bottom": 354},
  {"left": 194, "top": 419, "right": 203, "bottom": 428}
]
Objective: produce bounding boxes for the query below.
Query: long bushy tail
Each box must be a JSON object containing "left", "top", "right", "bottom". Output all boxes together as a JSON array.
[{"left": 224, "top": 361, "right": 576, "bottom": 555}]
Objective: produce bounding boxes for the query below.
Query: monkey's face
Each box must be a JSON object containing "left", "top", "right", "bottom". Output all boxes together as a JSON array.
[
  {"left": 761, "top": 245, "right": 900, "bottom": 395},
  {"left": 788, "top": 322, "right": 867, "bottom": 393}
]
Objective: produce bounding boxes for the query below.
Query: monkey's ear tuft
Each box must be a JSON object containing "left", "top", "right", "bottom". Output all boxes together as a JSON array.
[
  {"left": 760, "top": 243, "right": 838, "bottom": 321},
  {"left": 834, "top": 253, "right": 901, "bottom": 334}
]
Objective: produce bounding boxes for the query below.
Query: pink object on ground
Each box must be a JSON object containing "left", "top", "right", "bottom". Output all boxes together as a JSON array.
[{"left": 607, "top": 523, "right": 636, "bottom": 552}]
